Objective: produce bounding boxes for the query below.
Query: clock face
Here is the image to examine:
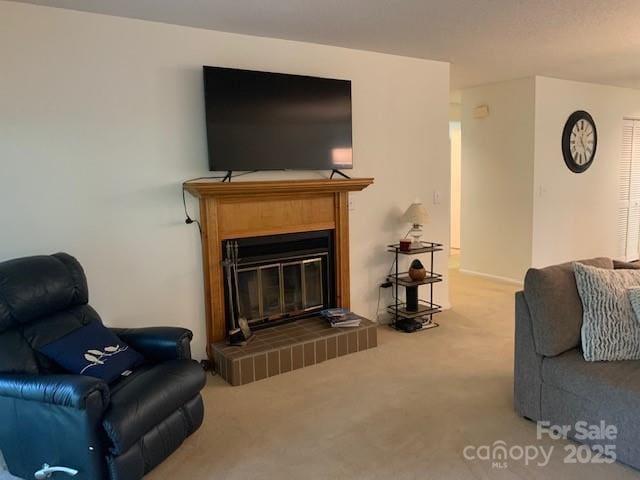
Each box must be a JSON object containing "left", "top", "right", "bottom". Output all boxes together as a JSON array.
[{"left": 562, "top": 110, "right": 597, "bottom": 173}]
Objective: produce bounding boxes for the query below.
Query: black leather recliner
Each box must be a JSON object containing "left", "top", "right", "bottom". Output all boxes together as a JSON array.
[{"left": 0, "top": 253, "right": 206, "bottom": 480}]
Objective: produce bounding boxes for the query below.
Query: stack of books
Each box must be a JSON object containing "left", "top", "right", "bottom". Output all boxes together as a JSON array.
[{"left": 320, "top": 308, "right": 362, "bottom": 327}]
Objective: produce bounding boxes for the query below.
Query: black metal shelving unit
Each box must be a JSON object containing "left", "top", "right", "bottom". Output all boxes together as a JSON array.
[{"left": 386, "top": 241, "right": 443, "bottom": 332}]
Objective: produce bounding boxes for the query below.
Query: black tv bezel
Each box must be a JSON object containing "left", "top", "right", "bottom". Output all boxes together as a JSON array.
[{"left": 203, "top": 66, "right": 353, "bottom": 172}]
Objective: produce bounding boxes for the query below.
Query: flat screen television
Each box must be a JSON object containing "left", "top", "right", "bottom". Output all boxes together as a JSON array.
[{"left": 203, "top": 66, "right": 353, "bottom": 171}]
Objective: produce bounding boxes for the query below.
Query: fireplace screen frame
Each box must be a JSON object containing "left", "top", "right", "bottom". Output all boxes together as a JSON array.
[{"left": 236, "top": 253, "right": 327, "bottom": 324}]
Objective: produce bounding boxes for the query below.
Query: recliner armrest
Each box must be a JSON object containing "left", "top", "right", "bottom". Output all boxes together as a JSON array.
[
  {"left": 110, "top": 327, "right": 193, "bottom": 362},
  {"left": 0, "top": 373, "right": 110, "bottom": 411}
]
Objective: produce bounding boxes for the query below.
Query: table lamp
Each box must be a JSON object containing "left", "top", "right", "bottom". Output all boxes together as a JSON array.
[{"left": 401, "top": 201, "right": 429, "bottom": 249}]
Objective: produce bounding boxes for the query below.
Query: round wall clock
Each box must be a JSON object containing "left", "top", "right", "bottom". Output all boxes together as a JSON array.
[{"left": 562, "top": 110, "right": 597, "bottom": 173}]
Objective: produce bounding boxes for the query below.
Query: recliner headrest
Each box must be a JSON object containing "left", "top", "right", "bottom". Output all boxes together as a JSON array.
[{"left": 0, "top": 253, "right": 88, "bottom": 332}]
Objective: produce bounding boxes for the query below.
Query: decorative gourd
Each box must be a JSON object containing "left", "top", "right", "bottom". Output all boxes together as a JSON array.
[{"left": 408, "top": 259, "right": 427, "bottom": 281}]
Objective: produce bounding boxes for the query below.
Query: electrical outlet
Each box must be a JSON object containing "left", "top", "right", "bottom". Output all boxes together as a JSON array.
[{"left": 348, "top": 193, "right": 355, "bottom": 211}]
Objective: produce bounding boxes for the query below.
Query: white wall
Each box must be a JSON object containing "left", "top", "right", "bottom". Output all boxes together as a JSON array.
[
  {"left": 461, "top": 75, "right": 640, "bottom": 277},
  {"left": 0, "top": 1, "right": 451, "bottom": 359},
  {"left": 450, "top": 103, "right": 461, "bottom": 122},
  {"left": 532, "top": 77, "right": 640, "bottom": 267},
  {"left": 450, "top": 122, "right": 461, "bottom": 250},
  {"left": 460, "top": 78, "right": 535, "bottom": 282}
]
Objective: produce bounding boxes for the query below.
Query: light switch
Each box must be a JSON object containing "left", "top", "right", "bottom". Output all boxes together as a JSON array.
[{"left": 433, "top": 190, "right": 441, "bottom": 205}]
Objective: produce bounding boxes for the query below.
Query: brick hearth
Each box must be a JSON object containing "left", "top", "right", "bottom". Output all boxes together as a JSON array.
[{"left": 212, "top": 316, "right": 377, "bottom": 386}]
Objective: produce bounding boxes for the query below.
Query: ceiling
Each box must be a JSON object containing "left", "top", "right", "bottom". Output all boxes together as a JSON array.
[{"left": 11, "top": 0, "right": 640, "bottom": 94}]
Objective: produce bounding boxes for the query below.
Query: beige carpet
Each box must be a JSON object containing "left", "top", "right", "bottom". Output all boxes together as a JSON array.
[
  {"left": 2, "top": 263, "right": 636, "bottom": 479},
  {"left": 147, "top": 263, "right": 640, "bottom": 479},
  {"left": 3, "top": 263, "right": 637, "bottom": 479},
  {"left": 5, "top": 263, "right": 640, "bottom": 480}
]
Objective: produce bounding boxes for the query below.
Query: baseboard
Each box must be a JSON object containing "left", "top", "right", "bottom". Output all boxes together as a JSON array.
[{"left": 458, "top": 269, "right": 523, "bottom": 286}]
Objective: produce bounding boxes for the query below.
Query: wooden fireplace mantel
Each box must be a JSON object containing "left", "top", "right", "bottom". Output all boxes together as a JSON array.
[
  {"left": 183, "top": 177, "right": 373, "bottom": 198},
  {"left": 184, "top": 177, "right": 374, "bottom": 354}
]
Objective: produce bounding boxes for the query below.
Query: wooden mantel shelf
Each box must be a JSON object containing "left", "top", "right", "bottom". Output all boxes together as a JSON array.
[
  {"left": 183, "top": 177, "right": 374, "bottom": 197},
  {"left": 184, "top": 176, "right": 374, "bottom": 352}
]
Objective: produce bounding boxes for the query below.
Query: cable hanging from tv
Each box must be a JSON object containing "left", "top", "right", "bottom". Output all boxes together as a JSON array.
[
  {"left": 181, "top": 166, "right": 350, "bottom": 232},
  {"left": 181, "top": 170, "right": 258, "bottom": 230}
]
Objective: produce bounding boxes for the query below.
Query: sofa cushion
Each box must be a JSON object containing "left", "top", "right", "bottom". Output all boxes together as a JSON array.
[
  {"left": 574, "top": 263, "right": 640, "bottom": 361},
  {"left": 0, "top": 253, "right": 88, "bottom": 332},
  {"left": 542, "top": 348, "right": 640, "bottom": 404},
  {"left": 0, "top": 304, "right": 103, "bottom": 375},
  {"left": 106, "top": 395, "right": 204, "bottom": 480},
  {"left": 614, "top": 259, "right": 640, "bottom": 270},
  {"left": 22, "top": 305, "right": 104, "bottom": 374},
  {"left": 102, "top": 359, "right": 206, "bottom": 455},
  {"left": 524, "top": 257, "right": 613, "bottom": 357}
]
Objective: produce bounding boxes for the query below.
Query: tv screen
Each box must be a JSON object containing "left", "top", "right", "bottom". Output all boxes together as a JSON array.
[{"left": 203, "top": 66, "right": 353, "bottom": 171}]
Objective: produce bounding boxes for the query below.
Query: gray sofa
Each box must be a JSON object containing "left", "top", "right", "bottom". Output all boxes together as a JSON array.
[{"left": 515, "top": 257, "right": 640, "bottom": 468}]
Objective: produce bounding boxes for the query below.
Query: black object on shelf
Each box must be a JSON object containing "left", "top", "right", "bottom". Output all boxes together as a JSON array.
[
  {"left": 394, "top": 318, "right": 423, "bottom": 333},
  {"left": 387, "top": 241, "right": 443, "bottom": 332},
  {"left": 406, "top": 286, "right": 419, "bottom": 312}
]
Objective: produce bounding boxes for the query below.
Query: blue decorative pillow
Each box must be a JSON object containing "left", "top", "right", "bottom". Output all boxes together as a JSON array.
[{"left": 38, "top": 321, "right": 144, "bottom": 383}]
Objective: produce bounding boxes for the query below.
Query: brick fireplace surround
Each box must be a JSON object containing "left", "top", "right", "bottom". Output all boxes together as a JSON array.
[{"left": 184, "top": 177, "right": 375, "bottom": 384}]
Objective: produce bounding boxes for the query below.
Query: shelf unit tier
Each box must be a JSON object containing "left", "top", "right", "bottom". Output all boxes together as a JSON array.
[
  {"left": 386, "top": 300, "right": 442, "bottom": 319},
  {"left": 387, "top": 272, "right": 443, "bottom": 287},
  {"left": 391, "top": 318, "right": 439, "bottom": 332},
  {"left": 386, "top": 241, "right": 444, "bottom": 255}
]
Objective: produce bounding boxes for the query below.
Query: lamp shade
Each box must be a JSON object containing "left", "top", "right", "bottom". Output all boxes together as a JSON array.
[{"left": 401, "top": 202, "right": 429, "bottom": 225}]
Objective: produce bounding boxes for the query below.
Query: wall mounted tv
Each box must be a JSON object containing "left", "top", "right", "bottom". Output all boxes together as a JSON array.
[{"left": 203, "top": 66, "right": 353, "bottom": 172}]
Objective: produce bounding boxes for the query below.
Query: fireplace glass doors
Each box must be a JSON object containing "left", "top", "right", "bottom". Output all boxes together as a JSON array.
[
  {"left": 237, "top": 256, "right": 325, "bottom": 324},
  {"left": 225, "top": 230, "right": 335, "bottom": 329}
]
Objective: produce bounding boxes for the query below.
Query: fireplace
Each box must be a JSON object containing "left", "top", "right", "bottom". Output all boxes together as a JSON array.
[
  {"left": 182, "top": 177, "right": 373, "bottom": 347},
  {"left": 184, "top": 178, "right": 375, "bottom": 384},
  {"left": 224, "top": 231, "right": 335, "bottom": 331}
]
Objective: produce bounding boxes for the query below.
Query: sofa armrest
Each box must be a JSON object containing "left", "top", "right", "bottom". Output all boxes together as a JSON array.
[
  {"left": 514, "top": 291, "right": 544, "bottom": 421},
  {"left": 0, "top": 373, "right": 109, "bottom": 411},
  {"left": 0, "top": 374, "right": 109, "bottom": 479},
  {"left": 110, "top": 327, "right": 193, "bottom": 362}
]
